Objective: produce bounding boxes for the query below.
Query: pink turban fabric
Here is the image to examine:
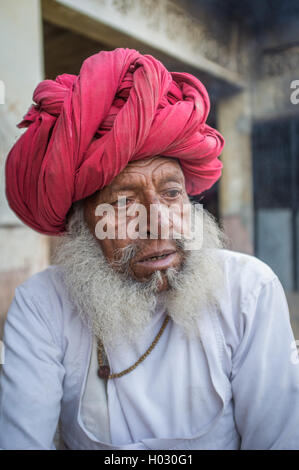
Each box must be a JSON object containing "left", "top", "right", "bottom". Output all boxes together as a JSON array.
[{"left": 5, "top": 48, "right": 224, "bottom": 235}]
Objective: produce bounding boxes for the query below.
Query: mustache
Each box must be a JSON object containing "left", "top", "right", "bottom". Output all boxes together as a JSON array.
[
  {"left": 113, "top": 243, "right": 139, "bottom": 268},
  {"left": 111, "top": 237, "right": 187, "bottom": 276}
]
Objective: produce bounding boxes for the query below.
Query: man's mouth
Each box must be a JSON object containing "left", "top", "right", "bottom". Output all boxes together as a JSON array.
[
  {"left": 134, "top": 250, "right": 177, "bottom": 269},
  {"left": 143, "top": 254, "right": 169, "bottom": 261},
  {"left": 137, "top": 250, "right": 176, "bottom": 262}
]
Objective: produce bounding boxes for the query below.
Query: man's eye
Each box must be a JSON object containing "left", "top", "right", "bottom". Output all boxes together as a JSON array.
[{"left": 164, "top": 189, "right": 181, "bottom": 198}]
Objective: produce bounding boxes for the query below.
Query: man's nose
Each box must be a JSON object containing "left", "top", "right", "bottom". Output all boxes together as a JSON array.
[{"left": 141, "top": 191, "right": 167, "bottom": 239}]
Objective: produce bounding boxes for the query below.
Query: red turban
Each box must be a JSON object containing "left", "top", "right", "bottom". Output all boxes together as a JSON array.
[{"left": 5, "top": 48, "right": 224, "bottom": 235}]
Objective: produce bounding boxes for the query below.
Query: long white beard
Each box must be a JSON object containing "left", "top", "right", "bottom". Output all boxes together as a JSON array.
[{"left": 53, "top": 201, "right": 227, "bottom": 349}]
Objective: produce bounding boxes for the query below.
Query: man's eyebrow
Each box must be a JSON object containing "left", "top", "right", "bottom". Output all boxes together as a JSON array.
[
  {"left": 112, "top": 177, "right": 183, "bottom": 192},
  {"left": 110, "top": 172, "right": 184, "bottom": 193},
  {"left": 158, "top": 175, "right": 184, "bottom": 184}
]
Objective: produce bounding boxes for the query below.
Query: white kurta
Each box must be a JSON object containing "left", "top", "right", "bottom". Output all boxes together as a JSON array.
[{"left": 1, "top": 249, "right": 299, "bottom": 450}]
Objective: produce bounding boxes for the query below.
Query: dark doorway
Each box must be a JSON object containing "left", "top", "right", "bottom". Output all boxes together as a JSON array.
[{"left": 253, "top": 117, "right": 299, "bottom": 291}]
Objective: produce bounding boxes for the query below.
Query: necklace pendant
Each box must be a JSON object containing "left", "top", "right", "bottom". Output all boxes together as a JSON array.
[{"left": 98, "top": 365, "right": 110, "bottom": 379}]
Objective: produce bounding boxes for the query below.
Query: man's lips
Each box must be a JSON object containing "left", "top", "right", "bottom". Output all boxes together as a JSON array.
[
  {"left": 134, "top": 250, "right": 177, "bottom": 269},
  {"left": 136, "top": 249, "right": 177, "bottom": 262}
]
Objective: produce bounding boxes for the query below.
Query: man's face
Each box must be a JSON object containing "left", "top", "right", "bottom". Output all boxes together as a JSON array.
[{"left": 83, "top": 156, "right": 190, "bottom": 291}]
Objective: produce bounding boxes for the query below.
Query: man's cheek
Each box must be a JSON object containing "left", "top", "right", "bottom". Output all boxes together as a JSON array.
[
  {"left": 98, "top": 238, "right": 118, "bottom": 263},
  {"left": 166, "top": 203, "right": 191, "bottom": 240}
]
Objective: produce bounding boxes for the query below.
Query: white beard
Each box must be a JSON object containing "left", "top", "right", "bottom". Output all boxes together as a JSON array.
[{"left": 53, "top": 201, "right": 227, "bottom": 349}]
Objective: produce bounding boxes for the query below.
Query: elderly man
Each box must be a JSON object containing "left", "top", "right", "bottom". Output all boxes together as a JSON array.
[{"left": 1, "top": 48, "right": 299, "bottom": 450}]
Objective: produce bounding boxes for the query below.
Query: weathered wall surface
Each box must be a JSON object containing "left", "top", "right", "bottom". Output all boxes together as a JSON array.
[
  {"left": 42, "top": 0, "right": 248, "bottom": 87},
  {"left": 253, "top": 16, "right": 299, "bottom": 119},
  {"left": 218, "top": 90, "right": 254, "bottom": 255}
]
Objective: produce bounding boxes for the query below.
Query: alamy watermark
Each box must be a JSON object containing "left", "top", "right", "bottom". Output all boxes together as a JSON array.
[
  {"left": 93, "top": 199, "right": 204, "bottom": 250},
  {"left": 290, "top": 80, "right": 299, "bottom": 104}
]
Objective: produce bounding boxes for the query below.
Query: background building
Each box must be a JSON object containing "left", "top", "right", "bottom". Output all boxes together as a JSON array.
[{"left": 1, "top": 0, "right": 299, "bottom": 338}]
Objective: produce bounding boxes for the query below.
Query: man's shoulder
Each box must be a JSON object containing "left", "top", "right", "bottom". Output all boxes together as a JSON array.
[
  {"left": 214, "top": 248, "right": 277, "bottom": 281},
  {"left": 8, "top": 265, "right": 82, "bottom": 346},
  {"left": 18, "top": 265, "right": 66, "bottom": 299},
  {"left": 210, "top": 249, "right": 285, "bottom": 355},
  {"left": 14, "top": 265, "right": 74, "bottom": 322},
  {"left": 213, "top": 248, "right": 278, "bottom": 296}
]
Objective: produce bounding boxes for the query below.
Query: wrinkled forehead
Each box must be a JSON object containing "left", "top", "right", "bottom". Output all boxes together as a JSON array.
[
  {"left": 126, "top": 155, "right": 181, "bottom": 169},
  {"left": 114, "top": 156, "right": 184, "bottom": 184}
]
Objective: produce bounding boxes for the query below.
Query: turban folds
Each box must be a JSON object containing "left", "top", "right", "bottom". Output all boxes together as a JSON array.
[{"left": 5, "top": 48, "right": 224, "bottom": 235}]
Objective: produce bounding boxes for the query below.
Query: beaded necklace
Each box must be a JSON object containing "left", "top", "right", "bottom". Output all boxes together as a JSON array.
[{"left": 97, "top": 315, "right": 170, "bottom": 379}]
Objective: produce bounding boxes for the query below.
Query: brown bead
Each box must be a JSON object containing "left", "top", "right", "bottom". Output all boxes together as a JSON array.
[
  {"left": 97, "top": 315, "right": 170, "bottom": 379},
  {"left": 98, "top": 365, "right": 110, "bottom": 379}
]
